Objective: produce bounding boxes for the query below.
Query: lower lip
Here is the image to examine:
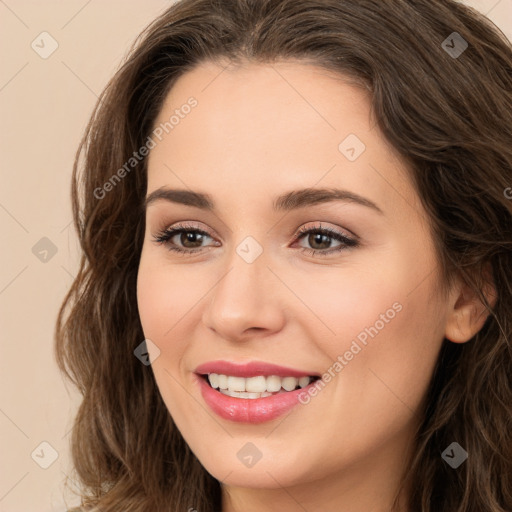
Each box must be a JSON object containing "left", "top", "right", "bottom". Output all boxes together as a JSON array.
[{"left": 195, "top": 374, "right": 316, "bottom": 423}]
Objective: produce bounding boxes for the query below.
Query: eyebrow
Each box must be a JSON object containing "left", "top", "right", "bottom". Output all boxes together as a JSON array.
[{"left": 144, "top": 187, "right": 383, "bottom": 214}]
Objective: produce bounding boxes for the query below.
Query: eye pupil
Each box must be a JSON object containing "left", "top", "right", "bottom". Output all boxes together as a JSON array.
[
  {"left": 309, "top": 233, "right": 331, "bottom": 250},
  {"left": 181, "top": 231, "right": 204, "bottom": 248}
]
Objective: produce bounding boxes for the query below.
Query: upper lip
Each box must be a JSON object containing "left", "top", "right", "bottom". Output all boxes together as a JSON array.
[{"left": 195, "top": 360, "right": 320, "bottom": 378}]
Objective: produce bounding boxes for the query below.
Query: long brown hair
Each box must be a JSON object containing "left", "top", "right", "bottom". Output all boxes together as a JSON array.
[{"left": 55, "top": 1, "right": 512, "bottom": 510}]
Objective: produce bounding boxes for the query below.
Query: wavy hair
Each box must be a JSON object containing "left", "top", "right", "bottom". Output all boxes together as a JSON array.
[{"left": 55, "top": 1, "right": 512, "bottom": 510}]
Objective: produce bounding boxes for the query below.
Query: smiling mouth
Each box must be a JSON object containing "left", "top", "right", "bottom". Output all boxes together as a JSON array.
[{"left": 200, "top": 373, "right": 321, "bottom": 399}]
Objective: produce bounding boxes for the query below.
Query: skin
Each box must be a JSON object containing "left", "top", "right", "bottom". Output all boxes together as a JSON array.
[{"left": 136, "top": 60, "right": 491, "bottom": 512}]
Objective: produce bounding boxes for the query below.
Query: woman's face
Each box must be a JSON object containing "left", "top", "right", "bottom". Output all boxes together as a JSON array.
[{"left": 137, "top": 60, "right": 455, "bottom": 505}]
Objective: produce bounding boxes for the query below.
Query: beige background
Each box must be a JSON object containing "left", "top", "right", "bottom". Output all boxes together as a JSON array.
[{"left": 0, "top": 1, "right": 510, "bottom": 510}]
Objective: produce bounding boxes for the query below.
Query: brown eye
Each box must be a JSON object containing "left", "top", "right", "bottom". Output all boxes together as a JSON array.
[
  {"left": 306, "top": 232, "right": 336, "bottom": 250},
  {"left": 294, "top": 224, "right": 359, "bottom": 257},
  {"left": 179, "top": 231, "right": 207, "bottom": 249},
  {"left": 153, "top": 223, "right": 218, "bottom": 254}
]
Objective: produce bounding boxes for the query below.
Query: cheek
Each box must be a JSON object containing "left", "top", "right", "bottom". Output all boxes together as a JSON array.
[
  {"left": 136, "top": 253, "right": 200, "bottom": 415},
  {"left": 136, "top": 254, "right": 200, "bottom": 420},
  {"left": 282, "top": 261, "right": 411, "bottom": 361},
  {"left": 329, "top": 273, "right": 445, "bottom": 420},
  {"left": 290, "top": 256, "right": 445, "bottom": 408},
  {"left": 137, "top": 254, "right": 202, "bottom": 341}
]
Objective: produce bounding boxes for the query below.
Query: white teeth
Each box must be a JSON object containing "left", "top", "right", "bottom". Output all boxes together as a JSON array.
[
  {"left": 266, "top": 375, "right": 282, "bottom": 392},
  {"left": 207, "top": 373, "right": 315, "bottom": 396},
  {"left": 282, "top": 376, "right": 298, "bottom": 391},
  {"left": 227, "top": 375, "right": 246, "bottom": 392},
  {"left": 219, "top": 389, "right": 274, "bottom": 399},
  {"left": 217, "top": 374, "right": 228, "bottom": 389},
  {"left": 246, "top": 376, "right": 267, "bottom": 393},
  {"left": 208, "top": 373, "right": 219, "bottom": 389},
  {"left": 298, "top": 376, "right": 310, "bottom": 388}
]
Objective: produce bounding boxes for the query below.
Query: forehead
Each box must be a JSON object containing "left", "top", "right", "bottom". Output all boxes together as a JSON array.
[{"left": 146, "top": 60, "right": 420, "bottom": 217}]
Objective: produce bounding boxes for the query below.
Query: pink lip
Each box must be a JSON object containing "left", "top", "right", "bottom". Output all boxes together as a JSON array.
[
  {"left": 194, "top": 360, "right": 319, "bottom": 378},
  {"left": 195, "top": 374, "right": 319, "bottom": 423},
  {"left": 193, "top": 360, "right": 320, "bottom": 424}
]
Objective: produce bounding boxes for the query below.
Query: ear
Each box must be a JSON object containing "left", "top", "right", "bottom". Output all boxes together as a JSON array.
[{"left": 444, "top": 265, "right": 497, "bottom": 344}]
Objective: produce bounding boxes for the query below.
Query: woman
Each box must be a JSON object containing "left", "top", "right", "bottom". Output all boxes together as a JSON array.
[{"left": 56, "top": 0, "right": 512, "bottom": 510}]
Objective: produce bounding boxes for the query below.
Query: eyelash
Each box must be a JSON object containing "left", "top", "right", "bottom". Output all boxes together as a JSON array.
[{"left": 153, "top": 222, "right": 359, "bottom": 257}]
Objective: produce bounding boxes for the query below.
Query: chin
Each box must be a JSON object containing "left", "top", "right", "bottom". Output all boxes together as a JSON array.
[{"left": 199, "top": 451, "right": 312, "bottom": 489}]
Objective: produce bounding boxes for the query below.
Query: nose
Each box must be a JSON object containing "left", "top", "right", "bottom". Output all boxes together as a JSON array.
[{"left": 201, "top": 248, "right": 286, "bottom": 343}]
